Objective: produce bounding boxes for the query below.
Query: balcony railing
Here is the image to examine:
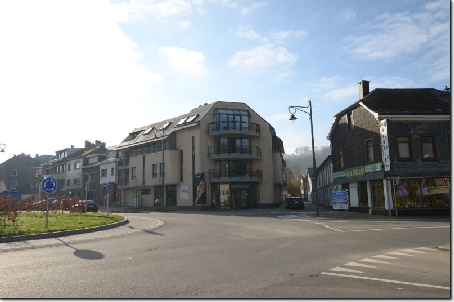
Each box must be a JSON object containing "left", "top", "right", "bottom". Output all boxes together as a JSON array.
[
  {"left": 118, "top": 159, "right": 129, "bottom": 170},
  {"left": 208, "top": 146, "right": 261, "bottom": 160},
  {"left": 208, "top": 122, "right": 260, "bottom": 136},
  {"left": 208, "top": 169, "right": 262, "bottom": 183}
]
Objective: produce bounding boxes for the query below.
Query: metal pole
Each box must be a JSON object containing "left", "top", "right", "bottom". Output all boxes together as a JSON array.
[
  {"left": 309, "top": 100, "right": 319, "bottom": 217},
  {"left": 161, "top": 131, "right": 165, "bottom": 209},
  {"left": 106, "top": 183, "right": 109, "bottom": 217},
  {"left": 45, "top": 192, "right": 49, "bottom": 228}
]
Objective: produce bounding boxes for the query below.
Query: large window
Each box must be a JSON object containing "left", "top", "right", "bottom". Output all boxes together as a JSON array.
[
  {"left": 152, "top": 164, "right": 158, "bottom": 178},
  {"left": 394, "top": 178, "right": 450, "bottom": 208},
  {"left": 397, "top": 136, "right": 412, "bottom": 160},
  {"left": 215, "top": 137, "right": 250, "bottom": 154},
  {"left": 101, "top": 169, "right": 107, "bottom": 177},
  {"left": 214, "top": 109, "right": 250, "bottom": 131},
  {"left": 131, "top": 167, "right": 137, "bottom": 179},
  {"left": 421, "top": 135, "right": 436, "bottom": 160},
  {"left": 160, "top": 163, "right": 165, "bottom": 177}
]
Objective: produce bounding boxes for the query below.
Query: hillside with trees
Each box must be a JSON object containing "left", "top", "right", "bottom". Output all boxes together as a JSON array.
[{"left": 284, "top": 146, "right": 331, "bottom": 177}]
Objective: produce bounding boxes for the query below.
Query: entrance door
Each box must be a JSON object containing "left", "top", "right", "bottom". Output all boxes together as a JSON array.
[{"left": 231, "top": 186, "right": 249, "bottom": 209}]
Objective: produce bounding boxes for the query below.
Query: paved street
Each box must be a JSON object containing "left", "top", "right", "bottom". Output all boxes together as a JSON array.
[{"left": 0, "top": 203, "right": 450, "bottom": 298}]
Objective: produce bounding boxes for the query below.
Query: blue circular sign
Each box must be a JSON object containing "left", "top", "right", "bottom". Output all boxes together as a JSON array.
[{"left": 42, "top": 177, "right": 57, "bottom": 194}]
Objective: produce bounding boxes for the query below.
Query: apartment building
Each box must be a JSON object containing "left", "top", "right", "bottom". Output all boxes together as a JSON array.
[{"left": 113, "top": 101, "right": 285, "bottom": 209}]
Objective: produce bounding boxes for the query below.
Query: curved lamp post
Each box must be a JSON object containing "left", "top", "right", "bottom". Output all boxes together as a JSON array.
[{"left": 288, "top": 100, "right": 319, "bottom": 217}]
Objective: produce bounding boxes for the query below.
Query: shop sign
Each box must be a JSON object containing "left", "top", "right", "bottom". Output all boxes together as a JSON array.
[
  {"left": 346, "top": 167, "right": 365, "bottom": 177},
  {"left": 380, "top": 119, "right": 391, "bottom": 171}
]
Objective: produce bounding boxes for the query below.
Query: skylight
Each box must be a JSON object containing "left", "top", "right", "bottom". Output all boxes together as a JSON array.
[{"left": 185, "top": 114, "right": 198, "bottom": 123}]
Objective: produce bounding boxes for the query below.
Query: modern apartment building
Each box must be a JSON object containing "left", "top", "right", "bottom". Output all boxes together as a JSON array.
[{"left": 113, "top": 101, "right": 286, "bottom": 209}]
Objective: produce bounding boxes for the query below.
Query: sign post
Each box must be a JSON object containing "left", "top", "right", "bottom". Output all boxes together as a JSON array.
[
  {"left": 41, "top": 176, "right": 57, "bottom": 228},
  {"left": 332, "top": 189, "right": 349, "bottom": 214},
  {"left": 106, "top": 181, "right": 111, "bottom": 217}
]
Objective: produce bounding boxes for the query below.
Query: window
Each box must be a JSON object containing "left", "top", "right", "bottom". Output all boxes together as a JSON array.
[
  {"left": 101, "top": 169, "right": 107, "bottom": 177},
  {"left": 67, "top": 179, "right": 70, "bottom": 186},
  {"left": 111, "top": 167, "right": 115, "bottom": 176},
  {"left": 11, "top": 169, "right": 17, "bottom": 176},
  {"left": 131, "top": 167, "right": 137, "bottom": 179},
  {"left": 421, "top": 136, "right": 436, "bottom": 160},
  {"left": 10, "top": 181, "right": 17, "bottom": 190},
  {"left": 67, "top": 163, "right": 71, "bottom": 171},
  {"left": 347, "top": 112, "right": 354, "bottom": 131},
  {"left": 74, "top": 162, "right": 80, "bottom": 169},
  {"left": 152, "top": 164, "right": 158, "bottom": 178},
  {"left": 160, "top": 163, "right": 165, "bottom": 177},
  {"left": 141, "top": 189, "right": 151, "bottom": 195},
  {"left": 338, "top": 150, "right": 344, "bottom": 169},
  {"left": 90, "top": 173, "right": 98, "bottom": 182},
  {"left": 74, "top": 178, "right": 80, "bottom": 185},
  {"left": 366, "top": 140, "right": 374, "bottom": 163},
  {"left": 397, "top": 136, "right": 412, "bottom": 160}
]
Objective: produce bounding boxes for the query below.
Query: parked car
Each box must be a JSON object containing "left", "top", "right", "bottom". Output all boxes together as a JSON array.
[
  {"left": 72, "top": 200, "right": 99, "bottom": 213},
  {"left": 286, "top": 196, "right": 304, "bottom": 210}
]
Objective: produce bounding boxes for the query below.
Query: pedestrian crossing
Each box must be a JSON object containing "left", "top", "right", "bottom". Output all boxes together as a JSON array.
[{"left": 321, "top": 247, "right": 450, "bottom": 290}]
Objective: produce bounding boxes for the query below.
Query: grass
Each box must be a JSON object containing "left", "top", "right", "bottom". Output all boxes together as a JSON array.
[{"left": 0, "top": 211, "right": 124, "bottom": 238}]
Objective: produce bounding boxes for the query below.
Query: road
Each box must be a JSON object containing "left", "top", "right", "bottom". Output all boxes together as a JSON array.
[{"left": 0, "top": 207, "right": 450, "bottom": 298}]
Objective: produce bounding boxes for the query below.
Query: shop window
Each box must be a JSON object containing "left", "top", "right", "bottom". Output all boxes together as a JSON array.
[
  {"left": 394, "top": 178, "right": 450, "bottom": 208},
  {"left": 420, "top": 136, "right": 436, "bottom": 161},
  {"left": 358, "top": 181, "right": 368, "bottom": 207},
  {"left": 397, "top": 136, "right": 412, "bottom": 160}
]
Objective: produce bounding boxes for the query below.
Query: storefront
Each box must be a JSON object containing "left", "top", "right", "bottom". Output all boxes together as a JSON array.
[{"left": 211, "top": 183, "right": 258, "bottom": 209}]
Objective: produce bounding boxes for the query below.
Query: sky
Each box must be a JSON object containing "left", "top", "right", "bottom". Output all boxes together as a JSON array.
[{"left": 0, "top": 0, "right": 450, "bottom": 162}]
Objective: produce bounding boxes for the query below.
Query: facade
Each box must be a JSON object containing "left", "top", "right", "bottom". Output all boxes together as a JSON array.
[
  {"left": 328, "top": 81, "right": 450, "bottom": 215},
  {"left": 0, "top": 154, "right": 44, "bottom": 197},
  {"left": 315, "top": 155, "right": 333, "bottom": 207},
  {"left": 113, "top": 101, "right": 285, "bottom": 209}
]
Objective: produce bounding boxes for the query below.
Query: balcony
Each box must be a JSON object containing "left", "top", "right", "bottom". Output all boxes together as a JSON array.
[
  {"left": 208, "top": 122, "right": 260, "bottom": 137},
  {"left": 208, "top": 146, "right": 261, "bottom": 160},
  {"left": 209, "top": 169, "right": 262, "bottom": 183},
  {"left": 118, "top": 158, "right": 129, "bottom": 170}
]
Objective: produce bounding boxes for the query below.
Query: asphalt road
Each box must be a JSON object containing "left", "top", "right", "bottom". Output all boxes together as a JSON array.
[{"left": 0, "top": 206, "right": 450, "bottom": 298}]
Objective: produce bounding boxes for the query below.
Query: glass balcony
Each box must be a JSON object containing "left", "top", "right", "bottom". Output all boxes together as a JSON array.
[{"left": 208, "top": 169, "right": 262, "bottom": 183}]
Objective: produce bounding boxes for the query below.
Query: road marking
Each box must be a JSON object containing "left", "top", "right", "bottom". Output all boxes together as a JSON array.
[
  {"left": 344, "top": 262, "right": 376, "bottom": 268},
  {"left": 321, "top": 272, "right": 450, "bottom": 290},
  {"left": 401, "top": 248, "right": 426, "bottom": 254},
  {"left": 372, "top": 255, "right": 399, "bottom": 260},
  {"left": 415, "top": 247, "right": 439, "bottom": 252},
  {"left": 330, "top": 266, "right": 364, "bottom": 274},
  {"left": 386, "top": 251, "right": 414, "bottom": 257},
  {"left": 359, "top": 258, "right": 389, "bottom": 264}
]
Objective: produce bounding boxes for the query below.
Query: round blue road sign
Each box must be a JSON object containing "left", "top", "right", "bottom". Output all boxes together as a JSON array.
[{"left": 42, "top": 176, "right": 57, "bottom": 194}]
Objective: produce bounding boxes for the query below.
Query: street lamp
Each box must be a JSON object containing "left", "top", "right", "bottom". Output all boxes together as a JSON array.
[
  {"left": 153, "top": 127, "right": 165, "bottom": 209},
  {"left": 288, "top": 100, "right": 319, "bottom": 217}
]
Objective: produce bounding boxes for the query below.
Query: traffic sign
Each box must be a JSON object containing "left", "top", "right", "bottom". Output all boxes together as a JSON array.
[
  {"left": 282, "top": 181, "right": 288, "bottom": 189},
  {"left": 41, "top": 177, "right": 57, "bottom": 194},
  {"left": 107, "top": 181, "right": 111, "bottom": 193}
]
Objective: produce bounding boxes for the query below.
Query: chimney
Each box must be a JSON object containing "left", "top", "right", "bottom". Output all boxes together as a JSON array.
[
  {"left": 443, "top": 86, "right": 450, "bottom": 92},
  {"left": 359, "top": 80, "right": 370, "bottom": 99}
]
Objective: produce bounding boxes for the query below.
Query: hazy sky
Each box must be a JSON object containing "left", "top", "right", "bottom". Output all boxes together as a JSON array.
[{"left": 0, "top": 0, "right": 450, "bottom": 161}]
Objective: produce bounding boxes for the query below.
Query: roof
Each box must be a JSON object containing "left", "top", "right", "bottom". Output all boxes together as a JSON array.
[
  {"left": 328, "top": 88, "right": 451, "bottom": 139},
  {"left": 112, "top": 102, "right": 217, "bottom": 150},
  {"left": 360, "top": 88, "right": 450, "bottom": 116}
]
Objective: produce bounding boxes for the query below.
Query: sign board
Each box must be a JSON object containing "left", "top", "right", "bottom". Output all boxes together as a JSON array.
[
  {"left": 380, "top": 119, "right": 390, "bottom": 171},
  {"left": 41, "top": 176, "right": 57, "bottom": 194},
  {"left": 332, "top": 189, "right": 349, "bottom": 210},
  {"left": 107, "top": 181, "right": 111, "bottom": 193},
  {"left": 282, "top": 181, "right": 288, "bottom": 189}
]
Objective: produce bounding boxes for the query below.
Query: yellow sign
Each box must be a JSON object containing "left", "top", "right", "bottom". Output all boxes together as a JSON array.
[{"left": 346, "top": 167, "right": 365, "bottom": 177}]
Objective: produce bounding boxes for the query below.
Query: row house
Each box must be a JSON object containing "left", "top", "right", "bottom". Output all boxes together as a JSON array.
[
  {"left": 327, "top": 80, "right": 450, "bottom": 215},
  {"left": 112, "top": 101, "right": 285, "bottom": 209},
  {"left": 37, "top": 140, "right": 108, "bottom": 201},
  {"left": 0, "top": 154, "right": 45, "bottom": 197}
]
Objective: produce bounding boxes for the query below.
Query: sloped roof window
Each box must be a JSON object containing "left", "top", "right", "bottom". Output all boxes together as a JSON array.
[
  {"left": 177, "top": 117, "right": 187, "bottom": 126},
  {"left": 143, "top": 127, "right": 154, "bottom": 135},
  {"left": 185, "top": 114, "right": 198, "bottom": 123},
  {"left": 160, "top": 122, "right": 171, "bottom": 130}
]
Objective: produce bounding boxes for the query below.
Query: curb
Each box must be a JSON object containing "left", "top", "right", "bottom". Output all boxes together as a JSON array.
[{"left": 0, "top": 218, "right": 129, "bottom": 244}]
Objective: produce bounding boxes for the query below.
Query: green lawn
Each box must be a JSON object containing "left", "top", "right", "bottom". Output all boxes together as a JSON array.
[{"left": 0, "top": 211, "right": 124, "bottom": 238}]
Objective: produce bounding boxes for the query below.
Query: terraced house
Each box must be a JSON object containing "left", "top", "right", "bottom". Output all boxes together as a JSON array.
[
  {"left": 113, "top": 101, "right": 285, "bottom": 209},
  {"left": 328, "top": 81, "right": 450, "bottom": 215}
]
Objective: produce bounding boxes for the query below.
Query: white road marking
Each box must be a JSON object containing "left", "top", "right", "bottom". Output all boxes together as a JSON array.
[
  {"left": 386, "top": 251, "right": 414, "bottom": 257},
  {"left": 372, "top": 255, "right": 399, "bottom": 260},
  {"left": 400, "top": 248, "right": 426, "bottom": 254},
  {"left": 359, "top": 258, "right": 389, "bottom": 264},
  {"left": 330, "top": 266, "right": 364, "bottom": 274},
  {"left": 415, "top": 247, "right": 439, "bottom": 252},
  {"left": 344, "top": 262, "right": 376, "bottom": 268},
  {"left": 321, "top": 272, "right": 450, "bottom": 290}
]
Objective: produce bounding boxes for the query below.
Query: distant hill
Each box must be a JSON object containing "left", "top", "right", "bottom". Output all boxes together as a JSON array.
[{"left": 283, "top": 146, "right": 331, "bottom": 176}]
